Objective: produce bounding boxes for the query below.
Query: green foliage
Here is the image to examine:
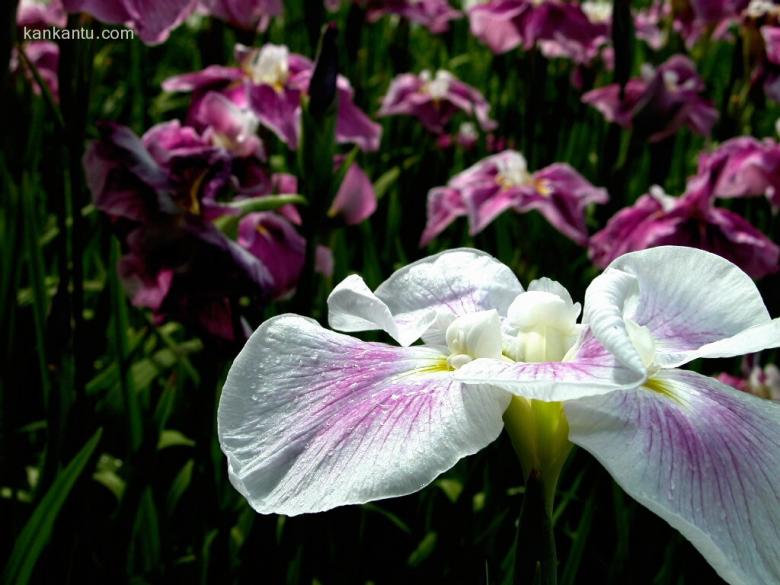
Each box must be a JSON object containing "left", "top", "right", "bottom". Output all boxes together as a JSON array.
[{"left": 2, "top": 1, "right": 778, "bottom": 584}]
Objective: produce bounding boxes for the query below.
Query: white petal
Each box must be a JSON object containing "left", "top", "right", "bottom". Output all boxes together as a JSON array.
[
  {"left": 566, "top": 369, "right": 780, "bottom": 585},
  {"left": 454, "top": 331, "right": 645, "bottom": 401},
  {"left": 328, "top": 248, "right": 523, "bottom": 346},
  {"left": 218, "top": 315, "right": 511, "bottom": 515},
  {"left": 327, "top": 274, "right": 431, "bottom": 346},
  {"left": 445, "top": 309, "right": 503, "bottom": 360},
  {"left": 586, "top": 246, "right": 775, "bottom": 370}
]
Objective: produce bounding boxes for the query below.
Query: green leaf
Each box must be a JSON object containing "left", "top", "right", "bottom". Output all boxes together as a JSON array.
[
  {"left": 131, "top": 487, "right": 161, "bottom": 573},
  {"left": 157, "top": 429, "right": 196, "bottom": 450},
  {"left": 165, "top": 459, "right": 194, "bottom": 518},
  {"left": 2, "top": 428, "right": 102, "bottom": 585},
  {"left": 559, "top": 487, "right": 596, "bottom": 585},
  {"left": 436, "top": 478, "right": 464, "bottom": 503},
  {"left": 407, "top": 532, "right": 437, "bottom": 567},
  {"left": 372, "top": 166, "right": 400, "bottom": 201}
]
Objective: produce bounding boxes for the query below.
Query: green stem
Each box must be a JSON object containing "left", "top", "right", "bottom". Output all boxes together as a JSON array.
[{"left": 515, "top": 471, "right": 558, "bottom": 585}]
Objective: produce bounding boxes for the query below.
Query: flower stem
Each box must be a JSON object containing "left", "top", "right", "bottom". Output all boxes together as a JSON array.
[{"left": 515, "top": 470, "right": 558, "bottom": 585}]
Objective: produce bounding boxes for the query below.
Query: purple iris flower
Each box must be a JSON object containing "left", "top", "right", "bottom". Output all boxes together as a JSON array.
[
  {"left": 237, "top": 213, "right": 334, "bottom": 298},
  {"left": 673, "top": 0, "right": 748, "bottom": 46},
  {"left": 718, "top": 355, "right": 780, "bottom": 400},
  {"left": 589, "top": 185, "right": 780, "bottom": 279},
  {"left": 364, "top": 0, "right": 462, "bottom": 33},
  {"left": 163, "top": 43, "right": 382, "bottom": 152},
  {"left": 378, "top": 69, "right": 497, "bottom": 134},
  {"left": 685, "top": 136, "right": 780, "bottom": 209},
  {"left": 85, "top": 122, "right": 280, "bottom": 341},
  {"left": 200, "top": 0, "right": 282, "bottom": 31},
  {"left": 467, "top": 0, "right": 608, "bottom": 63},
  {"left": 421, "top": 150, "right": 608, "bottom": 246},
  {"left": 12, "top": 0, "right": 66, "bottom": 100},
  {"left": 582, "top": 55, "right": 718, "bottom": 142},
  {"left": 742, "top": 3, "right": 780, "bottom": 101},
  {"left": 61, "top": 0, "right": 197, "bottom": 45},
  {"left": 17, "top": 0, "right": 67, "bottom": 28}
]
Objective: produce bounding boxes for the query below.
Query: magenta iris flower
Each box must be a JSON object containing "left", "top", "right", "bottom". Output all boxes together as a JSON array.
[
  {"left": 200, "top": 0, "right": 282, "bottom": 30},
  {"left": 163, "top": 43, "right": 382, "bottom": 152},
  {"left": 62, "top": 0, "right": 197, "bottom": 44},
  {"left": 85, "top": 122, "right": 278, "bottom": 341},
  {"left": 589, "top": 186, "right": 780, "bottom": 279},
  {"left": 467, "top": 0, "right": 608, "bottom": 63},
  {"left": 421, "top": 150, "right": 608, "bottom": 246},
  {"left": 378, "top": 70, "right": 497, "bottom": 134},
  {"left": 686, "top": 136, "right": 780, "bottom": 209},
  {"left": 364, "top": 0, "right": 462, "bottom": 33},
  {"left": 718, "top": 355, "right": 780, "bottom": 401},
  {"left": 13, "top": 0, "right": 66, "bottom": 100},
  {"left": 218, "top": 246, "right": 780, "bottom": 585},
  {"left": 673, "top": 0, "right": 748, "bottom": 46},
  {"left": 583, "top": 55, "right": 718, "bottom": 142}
]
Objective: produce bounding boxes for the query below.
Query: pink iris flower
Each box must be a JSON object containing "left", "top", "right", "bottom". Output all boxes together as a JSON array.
[
  {"left": 62, "top": 0, "right": 197, "bottom": 45},
  {"left": 163, "top": 43, "right": 382, "bottom": 152},
  {"left": 718, "top": 355, "right": 780, "bottom": 400},
  {"left": 467, "top": 0, "right": 608, "bottom": 63},
  {"left": 582, "top": 55, "right": 718, "bottom": 142},
  {"left": 365, "top": 0, "right": 462, "bottom": 33},
  {"left": 589, "top": 186, "right": 780, "bottom": 279},
  {"left": 200, "top": 0, "right": 282, "bottom": 31},
  {"left": 421, "top": 150, "right": 608, "bottom": 246},
  {"left": 378, "top": 69, "right": 497, "bottom": 134},
  {"left": 685, "top": 135, "right": 780, "bottom": 209}
]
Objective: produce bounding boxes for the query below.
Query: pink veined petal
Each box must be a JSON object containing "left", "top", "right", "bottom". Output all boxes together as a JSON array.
[
  {"left": 585, "top": 246, "right": 776, "bottom": 370},
  {"left": 126, "top": 0, "right": 198, "bottom": 44},
  {"left": 161, "top": 66, "right": 244, "bottom": 93},
  {"left": 217, "top": 314, "right": 511, "bottom": 515},
  {"left": 329, "top": 162, "right": 377, "bottom": 225},
  {"left": 420, "top": 186, "right": 468, "bottom": 246},
  {"left": 328, "top": 248, "right": 524, "bottom": 346},
  {"left": 467, "top": 0, "right": 527, "bottom": 54},
  {"left": 249, "top": 85, "right": 301, "bottom": 149},
  {"left": 336, "top": 89, "right": 383, "bottom": 152},
  {"left": 566, "top": 369, "right": 780, "bottom": 585},
  {"left": 454, "top": 329, "right": 645, "bottom": 402}
]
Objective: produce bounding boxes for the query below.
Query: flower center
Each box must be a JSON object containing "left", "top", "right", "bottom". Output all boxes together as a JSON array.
[
  {"left": 248, "top": 45, "right": 290, "bottom": 89},
  {"left": 210, "top": 108, "right": 259, "bottom": 154},
  {"left": 582, "top": 0, "right": 613, "bottom": 23},
  {"left": 445, "top": 310, "right": 503, "bottom": 369},
  {"left": 495, "top": 152, "right": 533, "bottom": 189},
  {"left": 503, "top": 282, "right": 582, "bottom": 363},
  {"left": 420, "top": 69, "right": 453, "bottom": 100},
  {"left": 745, "top": 0, "right": 780, "bottom": 18}
]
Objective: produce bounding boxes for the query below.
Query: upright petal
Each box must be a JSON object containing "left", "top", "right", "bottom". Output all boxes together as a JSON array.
[
  {"left": 218, "top": 315, "right": 510, "bottom": 515},
  {"left": 328, "top": 248, "right": 523, "bottom": 346},
  {"left": 566, "top": 369, "right": 780, "bottom": 585},
  {"left": 585, "top": 246, "right": 779, "bottom": 370}
]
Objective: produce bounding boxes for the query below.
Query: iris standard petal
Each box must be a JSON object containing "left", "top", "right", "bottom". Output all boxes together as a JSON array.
[
  {"left": 328, "top": 248, "right": 523, "bottom": 346},
  {"left": 566, "top": 369, "right": 780, "bottom": 585},
  {"left": 218, "top": 315, "right": 510, "bottom": 515},
  {"left": 586, "top": 246, "right": 774, "bottom": 370},
  {"left": 454, "top": 330, "right": 645, "bottom": 401}
]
